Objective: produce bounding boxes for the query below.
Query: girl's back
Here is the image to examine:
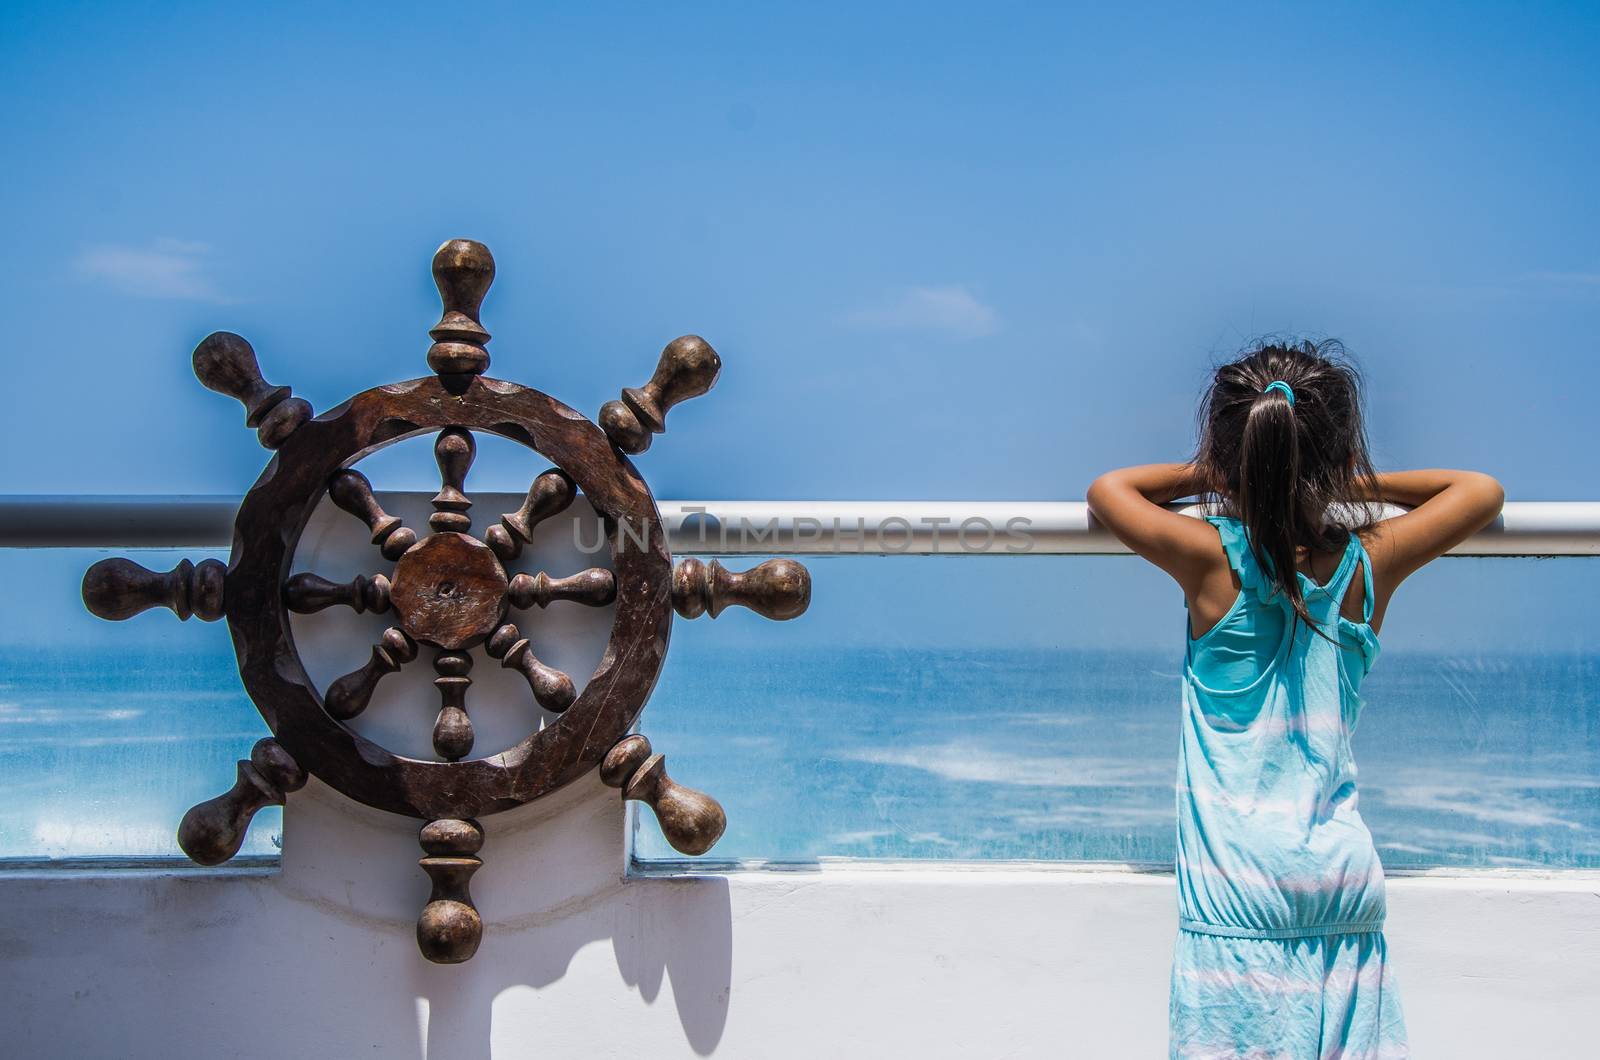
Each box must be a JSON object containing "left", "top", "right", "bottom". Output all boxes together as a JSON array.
[{"left": 1178, "top": 515, "right": 1385, "bottom": 940}]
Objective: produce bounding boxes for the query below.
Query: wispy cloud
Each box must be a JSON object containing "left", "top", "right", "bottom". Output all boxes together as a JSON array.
[
  {"left": 76, "top": 238, "right": 230, "bottom": 302},
  {"left": 843, "top": 284, "right": 999, "bottom": 339}
]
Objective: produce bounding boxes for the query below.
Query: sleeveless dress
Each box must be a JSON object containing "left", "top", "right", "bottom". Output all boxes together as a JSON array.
[{"left": 1169, "top": 517, "right": 1409, "bottom": 1059}]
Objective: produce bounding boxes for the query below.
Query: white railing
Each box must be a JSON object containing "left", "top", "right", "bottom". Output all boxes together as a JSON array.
[
  {"left": 2, "top": 496, "right": 1595, "bottom": 555},
  {"left": 660, "top": 500, "right": 1600, "bottom": 555}
]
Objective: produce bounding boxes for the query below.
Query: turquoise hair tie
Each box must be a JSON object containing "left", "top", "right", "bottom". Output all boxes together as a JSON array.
[{"left": 1263, "top": 380, "right": 1296, "bottom": 406}]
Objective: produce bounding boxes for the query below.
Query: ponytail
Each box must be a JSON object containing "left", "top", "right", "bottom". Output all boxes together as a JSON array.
[{"left": 1237, "top": 385, "right": 1320, "bottom": 634}]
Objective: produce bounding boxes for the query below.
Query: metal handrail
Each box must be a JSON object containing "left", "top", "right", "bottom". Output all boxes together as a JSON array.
[{"left": 1, "top": 496, "right": 1595, "bottom": 555}]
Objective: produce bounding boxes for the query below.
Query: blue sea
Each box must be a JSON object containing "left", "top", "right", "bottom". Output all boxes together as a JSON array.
[
  {"left": 639, "top": 643, "right": 1600, "bottom": 869},
  {"left": 4, "top": 640, "right": 1597, "bottom": 871}
]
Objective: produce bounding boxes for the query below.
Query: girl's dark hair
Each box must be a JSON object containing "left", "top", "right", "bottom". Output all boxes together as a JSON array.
[{"left": 1193, "top": 338, "right": 1381, "bottom": 637}]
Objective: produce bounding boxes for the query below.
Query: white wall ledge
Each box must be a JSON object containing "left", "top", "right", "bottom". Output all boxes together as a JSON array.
[{"left": 3, "top": 779, "right": 1596, "bottom": 1058}]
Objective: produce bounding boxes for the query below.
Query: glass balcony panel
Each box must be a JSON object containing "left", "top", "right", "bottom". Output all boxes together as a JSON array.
[
  {"left": 0, "top": 548, "right": 277, "bottom": 866},
  {"left": 633, "top": 554, "right": 1600, "bottom": 871},
  {"left": 4, "top": 545, "right": 1594, "bottom": 872}
]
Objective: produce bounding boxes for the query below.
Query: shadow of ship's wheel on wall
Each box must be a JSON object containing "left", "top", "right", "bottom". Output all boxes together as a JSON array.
[{"left": 80, "top": 239, "right": 811, "bottom": 964}]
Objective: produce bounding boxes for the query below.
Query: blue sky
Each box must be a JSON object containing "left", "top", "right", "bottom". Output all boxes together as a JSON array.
[
  {"left": 2, "top": 2, "right": 1596, "bottom": 500},
  {"left": 2, "top": 4, "right": 1596, "bottom": 875}
]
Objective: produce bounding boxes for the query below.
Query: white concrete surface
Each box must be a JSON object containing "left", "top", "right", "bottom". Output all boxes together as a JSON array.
[{"left": 2, "top": 775, "right": 1598, "bottom": 1059}]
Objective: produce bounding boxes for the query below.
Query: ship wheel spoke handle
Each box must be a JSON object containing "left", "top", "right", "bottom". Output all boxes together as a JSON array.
[
  {"left": 83, "top": 557, "right": 227, "bottom": 622},
  {"left": 178, "top": 738, "right": 307, "bottom": 865},
  {"left": 672, "top": 558, "right": 812, "bottom": 621},
  {"left": 601, "top": 734, "right": 726, "bottom": 857},
  {"left": 78, "top": 236, "right": 812, "bottom": 964}
]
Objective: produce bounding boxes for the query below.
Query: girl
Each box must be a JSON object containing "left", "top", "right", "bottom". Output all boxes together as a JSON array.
[{"left": 1087, "top": 340, "right": 1503, "bottom": 1059}]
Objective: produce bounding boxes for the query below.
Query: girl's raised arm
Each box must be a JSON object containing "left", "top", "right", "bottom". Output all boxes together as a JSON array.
[
  {"left": 1360, "top": 469, "right": 1505, "bottom": 599},
  {"left": 1087, "top": 463, "right": 1228, "bottom": 602}
]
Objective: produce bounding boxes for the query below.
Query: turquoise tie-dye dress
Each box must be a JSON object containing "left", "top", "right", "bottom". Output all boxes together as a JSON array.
[{"left": 1170, "top": 517, "right": 1409, "bottom": 1059}]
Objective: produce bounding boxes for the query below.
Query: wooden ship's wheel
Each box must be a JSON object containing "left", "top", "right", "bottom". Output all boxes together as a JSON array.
[{"left": 80, "top": 239, "right": 811, "bottom": 963}]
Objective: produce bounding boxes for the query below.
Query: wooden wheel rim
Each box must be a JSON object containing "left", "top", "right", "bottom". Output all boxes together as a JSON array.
[{"left": 229, "top": 374, "right": 672, "bottom": 820}]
